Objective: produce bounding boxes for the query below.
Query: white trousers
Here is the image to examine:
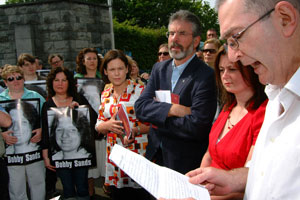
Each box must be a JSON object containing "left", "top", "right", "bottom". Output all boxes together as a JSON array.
[
  {"left": 88, "top": 139, "right": 106, "bottom": 178},
  {"left": 8, "top": 160, "right": 45, "bottom": 200}
]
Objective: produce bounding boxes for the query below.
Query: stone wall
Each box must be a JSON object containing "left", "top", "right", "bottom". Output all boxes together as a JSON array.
[{"left": 0, "top": 0, "right": 111, "bottom": 69}]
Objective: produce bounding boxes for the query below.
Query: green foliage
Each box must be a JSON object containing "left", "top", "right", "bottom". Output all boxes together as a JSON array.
[
  {"left": 111, "top": 0, "right": 219, "bottom": 38},
  {"left": 191, "top": 1, "right": 219, "bottom": 40},
  {"left": 114, "top": 19, "right": 167, "bottom": 71}
]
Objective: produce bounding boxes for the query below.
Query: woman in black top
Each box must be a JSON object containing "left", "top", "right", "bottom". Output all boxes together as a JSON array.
[{"left": 41, "top": 66, "right": 95, "bottom": 199}]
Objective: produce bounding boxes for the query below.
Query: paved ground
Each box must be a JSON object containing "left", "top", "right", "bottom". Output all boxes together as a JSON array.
[
  {"left": 52, "top": 177, "right": 112, "bottom": 200},
  {"left": 93, "top": 178, "right": 112, "bottom": 200}
]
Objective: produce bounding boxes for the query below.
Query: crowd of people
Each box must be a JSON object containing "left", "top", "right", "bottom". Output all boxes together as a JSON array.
[{"left": 1, "top": 0, "right": 300, "bottom": 199}]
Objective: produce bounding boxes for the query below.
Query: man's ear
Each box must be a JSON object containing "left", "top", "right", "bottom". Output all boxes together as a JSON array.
[
  {"left": 194, "top": 36, "right": 201, "bottom": 49},
  {"left": 104, "top": 69, "right": 108, "bottom": 76},
  {"left": 275, "top": 1, "right": 298, "bottom": 37}
]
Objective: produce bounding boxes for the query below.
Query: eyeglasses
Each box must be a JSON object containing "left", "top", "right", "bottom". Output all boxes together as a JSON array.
[
  {"left": 51, "top": 60, "right": 62, "bottom": 65},
  {"left": 166, "top": 31, "right": 193, "bottom": 38},
  {"left": 226, "top": 8, "right": 275, "bottom": 50},
  {"left": 6, "top": 75, "right": 23, "bottom": 82},
  {"left": 202, "top": 49, "right": 217, "bottom": 54},
  {"left": 158, "top": 52, "right": 169, "bottom": 56}
]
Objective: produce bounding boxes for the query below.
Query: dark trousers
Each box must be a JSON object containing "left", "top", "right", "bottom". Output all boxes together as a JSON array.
[
  {"left": 56, "top": 167, "right": 89, "bottom": 199},
  {"left": 110, "top": 186, "right": 150, "bottom": 200},
  {"left": 151, "top": 147, "right": 164, "bottom": 166},
  {"left": 0, "top": 158, "right": 9, "bottom": 200},
  {"left": 46, "top": 168, "right": 57, "bottom": 192}
]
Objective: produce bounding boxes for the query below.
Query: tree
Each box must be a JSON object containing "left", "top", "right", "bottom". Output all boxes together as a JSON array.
[
  {"left": 95, "top": 0, "right": 219, "bottom": 39},
  {"left": 111, "top": 0, "right": 219, "bottom": 38}
]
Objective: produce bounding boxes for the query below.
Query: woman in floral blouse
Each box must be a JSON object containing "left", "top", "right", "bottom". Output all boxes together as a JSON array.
[{"left": 95, "top": 49, "right": 149, "bottom": 200}]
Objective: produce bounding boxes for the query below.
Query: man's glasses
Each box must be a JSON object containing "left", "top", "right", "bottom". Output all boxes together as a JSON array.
[
  {"left": 51, "top": 60, "right": 61, "bottom": 65},
  {"left": 6, "top": 75, "right": 23, "bottom": 82},
  {"left": 158, "top": 52, "right": 169, "bottom": 56},
  {"left": 202, "top": 49, "right": 217, "bottom": 54},
  {"left": 166, "top": 31, "right": 193, "bottom": 38},
  {"left": 226, "top": 8, "right": 275, "bottom": 50}
]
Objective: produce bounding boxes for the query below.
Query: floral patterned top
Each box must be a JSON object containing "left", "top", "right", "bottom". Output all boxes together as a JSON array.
[{"left": 96, "top": 79, "right": 148, "bottom": 188}]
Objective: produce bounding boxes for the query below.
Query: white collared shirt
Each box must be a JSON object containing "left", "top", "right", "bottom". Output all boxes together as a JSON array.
[{"left": 245, "top": 67, "right": 300, "bottom": 200}]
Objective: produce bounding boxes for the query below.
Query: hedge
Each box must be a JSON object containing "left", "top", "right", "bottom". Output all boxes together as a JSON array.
[{"left": 114, "top": 20, "right": 167, "bottom": 72}]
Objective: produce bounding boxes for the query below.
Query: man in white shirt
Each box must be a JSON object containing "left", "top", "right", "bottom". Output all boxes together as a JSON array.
[{"left": 181, "top": 0, "right": 300, "bottom": 199}]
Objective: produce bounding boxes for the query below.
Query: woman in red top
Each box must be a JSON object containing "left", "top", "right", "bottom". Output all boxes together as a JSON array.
[{"left": 200, "top": 45, "right": 268, "bottom": 199}]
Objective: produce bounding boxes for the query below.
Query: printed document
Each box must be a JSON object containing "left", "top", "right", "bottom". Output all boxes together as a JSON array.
[{"left": 109, "top": 144, "right": 210, "bottom": 200}]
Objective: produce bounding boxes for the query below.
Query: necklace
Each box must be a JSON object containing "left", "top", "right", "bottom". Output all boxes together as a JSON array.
[
  {"left": 54, "top": 96, "right": 68, "bottom": 102},
  {"left": 227, "top": 115, "right": 235, "bottom": 129}
]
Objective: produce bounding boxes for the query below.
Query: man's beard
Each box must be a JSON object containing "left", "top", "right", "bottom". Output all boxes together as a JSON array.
[{"left": 169, "top": 40, "right": 194, "bottom": 60}]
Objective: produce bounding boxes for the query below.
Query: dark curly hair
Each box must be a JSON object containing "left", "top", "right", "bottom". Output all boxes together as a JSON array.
[
  {"left": 76, "top": 48, "right": 101, "bottom": 75},
  {"left": 100, "top": 49, "right": 131, "bottom": 84},
  {"left": 46, "top": 66, "right": 77, "bottom": 99},
  {"left": 7, "top": 101, "right": 39, "bottom": 129},
  {"left": 5, "top": 101, "right": 40, "bottom": 144},
  {"left": 49, "top": 108, "right": 92, "bottom": 154}
]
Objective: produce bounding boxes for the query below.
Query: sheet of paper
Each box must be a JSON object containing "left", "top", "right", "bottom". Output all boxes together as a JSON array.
[
  {"left": 109, "top": 144, "right": 160, "bottom": 196},
  {"left": 155, "top": 90, "right": 172, "bottom": 103},
  {"left": 159, "top": 167, "right": 210, "bottom": 199},
  {"left": 109, "top": 144, "right": 210, "bottom": 200}
]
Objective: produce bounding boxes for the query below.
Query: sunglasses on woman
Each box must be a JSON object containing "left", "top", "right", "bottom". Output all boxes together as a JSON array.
[
  {"left": 158, "top": 52, "right": 169, "bottom": 56},
  {"left": 202, "top": 49, "right": 217, "bottom": 54},
  {"left": 6, "top": 75, "right": 23, "bottom": 82}
]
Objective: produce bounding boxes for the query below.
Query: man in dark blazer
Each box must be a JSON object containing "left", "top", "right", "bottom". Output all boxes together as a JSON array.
[{"left": 135, "top": 10, "right": 217, "bottom": 175}]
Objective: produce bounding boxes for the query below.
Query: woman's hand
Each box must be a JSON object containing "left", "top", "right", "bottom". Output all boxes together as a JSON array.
[
  {"left": 107, "top": 112, "right": 124, "bottom": 135},
  {"left": 123, "top": 135, "right": 135, "bottom": 145},
  {"left": 30, "top": 128, "right": 42, "bottom": 143},
  {"left": 131, "top": 127, "right": 139, "bottom": 137},
  {"left": 43, "top": 157, "right": 56, "bottom": 172},
  {"left": 96, "top": 112, "right": 124, "bottom": 135},
  {"left": 70, "top": 101, "right": 79, "bottom": 109},
  {"left": 1, "top": 130, "right": 17, "bottom": 145}
]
